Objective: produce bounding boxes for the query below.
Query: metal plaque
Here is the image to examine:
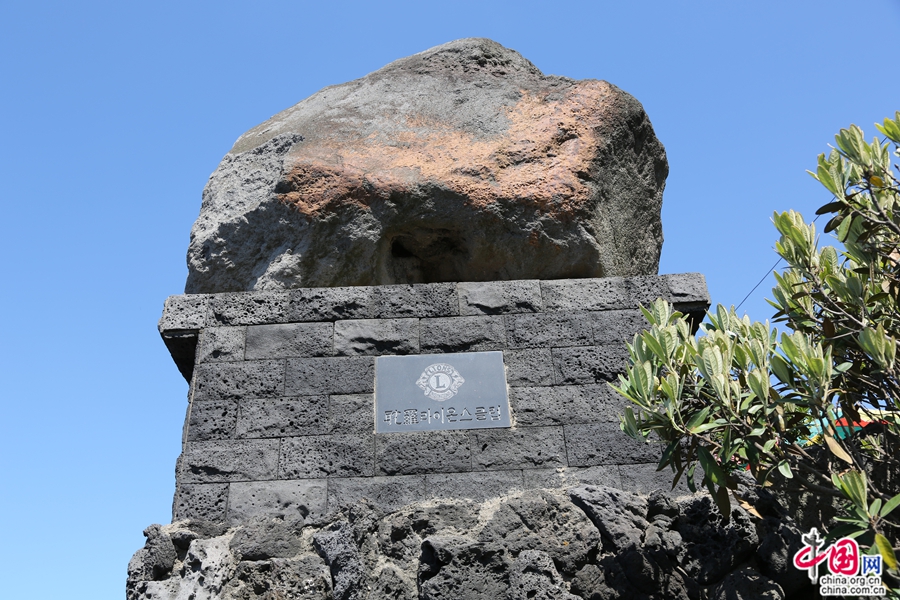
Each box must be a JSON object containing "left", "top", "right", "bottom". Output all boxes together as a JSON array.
[{"left": 375, "top": 351, "right": 511, "bottom": 433}]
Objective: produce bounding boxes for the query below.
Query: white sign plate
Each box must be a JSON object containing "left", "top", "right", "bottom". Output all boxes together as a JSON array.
[{"left": 375, "top": 351, "right": 511, "bottom": 433}]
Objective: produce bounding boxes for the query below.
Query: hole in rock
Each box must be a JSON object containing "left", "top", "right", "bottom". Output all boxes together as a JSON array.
[
  {"left": 385, "top": 230, "right": 470, "bottom": 284},
  {"left": 391, "top": 239, "right": 416, "bottom": 258}
]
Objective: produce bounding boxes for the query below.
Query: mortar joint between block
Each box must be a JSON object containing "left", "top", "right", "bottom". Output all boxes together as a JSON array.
[
  {"left": 276, "top": 437, "right": 284, "bottom": 480},
  {"left": 416, "top": 317, "right": 422, "bottom": 355},
  {"left": 537, "top": 281, "right": 547, "bottom": 315},
  {"left": 330, "top": 320, "right": 336, "bottom": 356},
  {"left": 223, "top": 482, "right": 232, "bottom": 523}
]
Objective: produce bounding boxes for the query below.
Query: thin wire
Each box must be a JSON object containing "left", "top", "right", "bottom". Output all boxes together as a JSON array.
[
  {"left": 735, "top": 213, "right": 823, "bottom": 312},
  {"left": 735, "top": 257, "right": 783, "bottom": 311},
  {"left": 734, "top": 134, "right": 894, "bottom": 311}
]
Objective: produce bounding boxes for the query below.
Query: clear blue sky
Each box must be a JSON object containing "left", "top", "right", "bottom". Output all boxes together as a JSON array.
[{"left": 1, "top": 1, "right": 898, "bottom": 597}]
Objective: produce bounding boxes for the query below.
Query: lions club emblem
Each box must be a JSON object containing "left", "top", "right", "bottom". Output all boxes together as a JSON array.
[{"left": 416, "top": 363, "right": 465, "bottom": 401}]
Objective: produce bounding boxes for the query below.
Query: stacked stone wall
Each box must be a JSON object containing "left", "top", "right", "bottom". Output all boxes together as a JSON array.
[{"left": 159, "top": 274, "right": 709, "bottom": 525}]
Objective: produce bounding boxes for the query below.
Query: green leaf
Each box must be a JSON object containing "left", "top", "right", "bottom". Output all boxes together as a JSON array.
[
  {"left": 698, "top": 447, "right": 727, "bottom": 486},
  {"left": 650, "top": 298, "right": 671, "bottom": 327},
  {"left": 836, "top": 471, "right": 868, "bottom": 510},
  {"left": 824, "top": 435, "right": 854, "bottom": 464},
  {"left": 831, "top": 472, "right": 842, "bottom": 490},
  {"left": 660, "top": 372, "right": 684, "bottom": 403},
  {"left": 859, "top": 327, "right": 890, "bottom": 368},
  {"left": 675, "top": 318, "right": 691, "bottom": 342},
  {"left": 819, "top": 246, "right": 839, "bottom": 273},
  {"left": 824, "top": 214, "right": 845, "bottom": 234},
  {"left": 850, "top": 503, "right": 870, "bottom": 523},
  {"left": 713, "top": 484, "right": 732, "bottom": 521},
  {"left": 875, "top": 533, "right": 898, "bottom": 570},
  {"left": 720, "top": 426, "right": 734, "bottom": 462},
  {"left": 777, "top": 461, "right": 793, "bottom": 479},
  {"left": 746, "top": 371, "right": 769, "bottom": 407},
  {"left": 685, "top": 463, "right": 697, "bottom": 494},
  {"left": 670, "top": 463, "right": 685, "bottom": 490},
  {"left": 770, "top": 354, "right": 792, "bottom": 385},
  {"left": 631, "top": 362, "right": 653, "bottom": 402},
  {"left": 825, "top": 523, "right": 867, "bottom": 542},
  {"left": 658, "top": 328, "right": 677, "bottom": 360},
  {"left": 834, "top": 515, "right": 868, "bottom": 526},
  {"left": 701, "top": 346, "right": 725, "bottom": 379},
  {"left": 816, "top": 201, "right": 845, "bottom": 215},
  {"left": 880, "top": 493, "right": 900, "bottom": 518},
  {"left": 641, "top": 331, "right": 666, "bottom": 361},
  {"left": 622, "top": 407, "right": 639, "bottom": 438},
  {"left": 691, "top": 421, "right": 723, "bottom": 434},
  {"left": 685, "top": 406, "right": 711, "bottom": 434},
  {"left": 658, "top": 440, "right": 679, "bottom": 471},
  {"left": 876, "top": 112, "right": 900, "bottom": 143},
  {"left": 869, "top": 498, "right": 882, "bottom": 518}
]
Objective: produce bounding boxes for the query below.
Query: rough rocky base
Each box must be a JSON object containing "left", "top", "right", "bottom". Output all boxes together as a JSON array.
[{"left": 128, "top": 485, "right": 818, "bottom": 600}]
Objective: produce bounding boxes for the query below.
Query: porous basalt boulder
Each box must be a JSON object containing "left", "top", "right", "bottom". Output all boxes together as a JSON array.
[
  {"left": 185, "top": 38, "right": 668, "bottom": 293},
  {"left": 127, "top": 487, "right": 819, "bottom": 600}
]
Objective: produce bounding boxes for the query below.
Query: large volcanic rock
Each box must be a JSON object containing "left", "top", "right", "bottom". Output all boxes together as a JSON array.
[
  {"left": 185, "top": 38, "right": 668, "bottom": 293},
  {"left": 128, "top": 487, "right": 811, "bottom": 599}
]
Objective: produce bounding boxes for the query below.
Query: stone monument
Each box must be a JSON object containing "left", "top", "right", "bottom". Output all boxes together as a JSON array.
[{"left": 128, "top": 39, "right": 809, "bottom": 600}]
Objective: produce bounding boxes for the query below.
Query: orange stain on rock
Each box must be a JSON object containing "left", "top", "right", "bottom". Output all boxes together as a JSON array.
[{"left": 277, "top": 80, "right": 617, "bottom": 219}]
